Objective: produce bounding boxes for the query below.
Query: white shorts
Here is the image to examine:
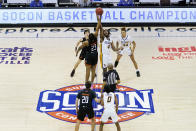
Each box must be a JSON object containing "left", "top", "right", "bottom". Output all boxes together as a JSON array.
[
  {"left": 101, "top": 108, "right": 118, "bottom": 123},
  {"left": 118, "top": 47, "right": 132, "bottom": 56},
  {"left": 102, "top": 54, "right": 112, "bottom": 69}
]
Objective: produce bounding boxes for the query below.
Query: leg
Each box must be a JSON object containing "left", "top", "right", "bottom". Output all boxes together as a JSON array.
[
  {"left": 85, "top": 64, "right": 91, "bottom": 82},
  {"left": 75, "top": 120, "right": 81, "bottom": 131},
  {"left": 99, "top": 122, "right": 104, "bottom": 131},
  {"left": 102, "top": 54, "right": 108, "bottom": 75},
  {"left": 130, "top": 54, "right": 138, "bottom": 70},
  {"left": 90, "top": 117, "right": 96, "bottom": 131},
  {"left": 91, "top": 65, "right": 97, "bottom": 83},
  {"left": 74, "top": 59, "right": 82, "bottom": 70},
  {"left": 130, "top": 54, "right": 140, "bottom": 77},
  {"left": 114, "top": 54, "right": 122, "bottom": 68},
  {"left": 115, "top": 122, "right": 121, "bottom": 131},
  {"left": 71, "top": 59, "right": 82, "bottom": 77}
]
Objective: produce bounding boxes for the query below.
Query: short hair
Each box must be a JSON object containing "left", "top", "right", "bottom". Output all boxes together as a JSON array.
[
  {"left": 121, "top": 27, "right": 126, "bottom": 32},
  {"left": 84, "top": 29, "right": 90, "bottom": 34},
  {"left": 107, "top": 63, "right": 113, "bottom": 70},
  {"left": 89, "top": 33, "right": 97, "bottom": 44},
  {"left": 85, "top": 81, "right": 92, "bottom": 89}
]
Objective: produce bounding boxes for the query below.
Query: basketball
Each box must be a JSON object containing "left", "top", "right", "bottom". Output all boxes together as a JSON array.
[{"left": 96, "top": 7, "right": 103, "bottom": 15}]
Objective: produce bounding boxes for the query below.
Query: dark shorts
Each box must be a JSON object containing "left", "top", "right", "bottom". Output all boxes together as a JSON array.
[
  {"left": 79, "top": 49, "right": 86, "bottom": 60},
  {"left": 77, "top": 106, "right": 94, "bottom": 121},
  {"left": 85, "top": 53, "right": 98, "bottom": 66},
  {"left": 104, "top": 84, "right": 117, "bottom": 92}
]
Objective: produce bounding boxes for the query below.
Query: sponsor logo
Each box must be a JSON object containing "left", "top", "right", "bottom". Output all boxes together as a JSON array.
[
  {"left": 0, "top": 47, "right": 33, "bottom": 64},
  {"left": 1, "top": 27, "right": 196, "bottom": 35},
  {"left": 37, "top": 84, "right": 154, "bottom": 124},
  {"left": 152, "top": 46, "right": 196, "bottom": 60}
]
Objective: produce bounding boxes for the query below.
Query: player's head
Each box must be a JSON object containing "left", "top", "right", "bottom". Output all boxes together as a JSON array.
[
  {"left": 107, "top": 63, "right": 113, "bottom": 70},
  {"left": 84, "top": 30, "right": 90, "bottom": 38},
  {"left": 89, "top": 33, "right": 97, "bottom": 44},
  {"left": 121, "top": 27, "right": 126, "bottom": 37},
  {"left": 85, "top": 81, "right": 92, "bottom": 89},
  {"left": 104, "top": 85, "right": 111, "bottom": 93},
  {"left": 103, "top": 29, "right": 110, "bottom": 38}
]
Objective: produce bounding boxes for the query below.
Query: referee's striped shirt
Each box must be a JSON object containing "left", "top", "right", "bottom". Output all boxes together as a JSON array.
[{"left": 103, "top": 69, "right": 120, "bottom": 85}]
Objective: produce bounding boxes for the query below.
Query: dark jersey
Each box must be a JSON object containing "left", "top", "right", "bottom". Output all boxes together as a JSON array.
[
  {"left": 86, "top": 34, "right": 98, "bottom": 55},
  {"left": 86, "top": 41, "right": 97, "bottom": 55},
  {"left": 77, "top": 89, "right": 96, "bottom": 108},
  {"left": 85, "top": 33, "right": 98, "bottom": 65},
  {"left": 103, "top": 69, "right": 120, "bottom": 85}
]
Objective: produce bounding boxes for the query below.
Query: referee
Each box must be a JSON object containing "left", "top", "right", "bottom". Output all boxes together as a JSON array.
[{"left": 103, "top": 63, "right": 121, "bottom": 92}]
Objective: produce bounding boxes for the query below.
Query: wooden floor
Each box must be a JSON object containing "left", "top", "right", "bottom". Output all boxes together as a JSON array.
[{"left": 0, "top": 27, "right": 196, "bottom": 131}]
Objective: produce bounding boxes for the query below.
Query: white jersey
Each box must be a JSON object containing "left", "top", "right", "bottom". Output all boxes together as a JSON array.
[
  {"left": 119, "top": 35, "right": 133, "bottom": 48},
  {"left": 102, "top": 37, "right": 112, "bottom": 56},
  {"left": 118, "top": 35, "right": 134, "bottom": 56},
  {"left": 101, "top": 92, "right": 118, "bottom": 123},
  {"left": 103, "top": 92, "right": 115, "bottom": 110}
]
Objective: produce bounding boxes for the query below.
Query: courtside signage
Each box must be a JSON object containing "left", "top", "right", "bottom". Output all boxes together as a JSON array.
[
  {"left": 152, "top": 46, "right": 196, "bottom": 60},
  {"left": 37, "top": 84, "right": 154, "bottom": 124},
  {"left": 0, "top": 8, "right": 196, "bottom": 24}
]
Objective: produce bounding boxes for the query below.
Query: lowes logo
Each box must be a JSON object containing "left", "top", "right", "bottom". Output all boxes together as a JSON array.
[{"left": 37, "top": 84, "right": 154, "bottom": 124}]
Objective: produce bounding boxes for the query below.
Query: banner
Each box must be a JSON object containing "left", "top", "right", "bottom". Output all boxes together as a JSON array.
[{"left": 0, "top": 8, "right": 196, "bottom": 24}]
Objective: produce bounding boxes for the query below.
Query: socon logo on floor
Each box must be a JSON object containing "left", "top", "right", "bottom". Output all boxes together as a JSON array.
[{"left": 36, "top": 84, "right": 154, "bottom": 124}]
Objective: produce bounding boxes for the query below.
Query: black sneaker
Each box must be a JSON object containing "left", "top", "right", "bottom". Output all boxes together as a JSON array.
[
  {"left": 70, "top": 69, "right": 75, "bottom": 77},
  {"left": 136, "top": 71, "right": 140, "bottom": 77}
]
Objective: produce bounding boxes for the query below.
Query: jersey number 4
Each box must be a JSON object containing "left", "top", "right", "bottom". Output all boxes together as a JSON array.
[{"left": 82, "top": 96, "right": 89, "bottom": 103}]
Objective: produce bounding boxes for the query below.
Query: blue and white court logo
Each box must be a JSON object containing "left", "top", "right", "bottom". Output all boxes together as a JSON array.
[{"left": 37, "top": 84, "right": 154, "bottom": 124}]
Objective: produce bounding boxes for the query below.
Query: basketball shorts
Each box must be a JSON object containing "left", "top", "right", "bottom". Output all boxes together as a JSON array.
[
  {"left": 102, "top": 54, "right": 112, "bottom": 69},
  {"left": 103, "top": 84, "right": 116, "bottom": 92},
  {"left": 85, "top": 53, "right": 98, "bottom": 66},
  {"left": 118, "top": 47, "right": 132, "bottom": 56},
  {"left": 101, "top": 108, "right": 118, "bottom": 123},
  {"left": 77, "top": 106, "right": 94, "bottom": 121}
]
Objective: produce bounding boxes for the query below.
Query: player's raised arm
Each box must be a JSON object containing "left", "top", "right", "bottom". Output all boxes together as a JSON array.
[
  {"left": 94, "top": 14, "right": 102, "bottom": 37},
  {"left": 100, "top": 24, "right": 104, "bottom": 43}
]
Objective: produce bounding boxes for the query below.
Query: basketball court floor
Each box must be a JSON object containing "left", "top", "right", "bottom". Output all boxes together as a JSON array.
[{"left": 0, "top": 26, "right": 196, "bottom": 131}]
